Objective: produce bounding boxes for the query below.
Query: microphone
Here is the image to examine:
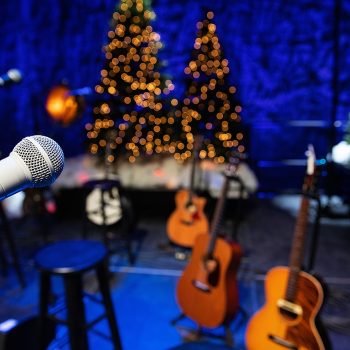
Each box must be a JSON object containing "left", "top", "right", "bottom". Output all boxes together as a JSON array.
[
  {"left": 0, "top": 69, "right": 22, "bottom": 87},
  {"left": 0, "top": 135, "right": 64, "bottom": 201}
]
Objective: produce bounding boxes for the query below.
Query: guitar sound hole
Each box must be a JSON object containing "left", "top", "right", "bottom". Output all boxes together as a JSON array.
[
  {"left": 279, "top": 307, "right": 299, "bottom": 321},
  {"left": 208, "top": 265, "right": 219, "bottom": 286},
  {"left": 202, "top": 257, "right": 220, "bottom": 287},
  {"left": 185, "top": 201, "right": 194, "bottom": 209}
]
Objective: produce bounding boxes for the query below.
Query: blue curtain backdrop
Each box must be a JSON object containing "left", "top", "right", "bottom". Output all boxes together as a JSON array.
[{"left": 0, "top": 0, "right": 349, "bottom": 177}]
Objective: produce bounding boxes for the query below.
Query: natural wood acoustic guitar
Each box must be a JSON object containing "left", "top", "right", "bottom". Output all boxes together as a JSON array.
[
  {"left": 246, "top": 145, "right": 325, "bottom": 350},
  {"left": 176, "top": 159, "right": 242, "bottom": 328},
  {"left": 166, "top": 137, "right": 209, "bottom": 248}
]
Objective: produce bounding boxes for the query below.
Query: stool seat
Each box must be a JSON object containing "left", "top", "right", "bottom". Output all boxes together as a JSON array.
[{"left": 35, "top": 240, "right": 107, "bottom": 274}]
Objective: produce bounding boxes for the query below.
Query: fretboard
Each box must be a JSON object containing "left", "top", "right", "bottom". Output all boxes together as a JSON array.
[
  {"left": 188, "top": 153, "right": 197, "bottom": 203},
  {"left": 207, "top": 175, "right": 230, "bottom": 257},
  {"left": 285, "top": 194, "right": 310, "bottom": 301}
]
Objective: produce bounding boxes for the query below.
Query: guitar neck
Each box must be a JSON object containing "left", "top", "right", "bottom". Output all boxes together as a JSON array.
[
  {"left": 188, "top": 153, "right": 197, "bottom": 201},
  {"left": 285, "top": 145, "right": 318, "bottom": 302},
  {"left": 285, "top": 188, "right": 311, "bottom": 301},
  {"left": 207, "top": 175, "right": 230, "bottom": 256}
]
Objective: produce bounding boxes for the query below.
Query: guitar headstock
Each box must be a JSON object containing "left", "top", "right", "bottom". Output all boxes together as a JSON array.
[
  {"left": 303, "top": 144, "right": 317, "bottom": 194},
  {"left": 306, "top": 144, "right": 316, "bottom": 176}
]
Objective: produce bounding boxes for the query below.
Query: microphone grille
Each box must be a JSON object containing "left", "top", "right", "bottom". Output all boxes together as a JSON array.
[{"left": 13, "top": 135, "right": 64, "bottom": 187}]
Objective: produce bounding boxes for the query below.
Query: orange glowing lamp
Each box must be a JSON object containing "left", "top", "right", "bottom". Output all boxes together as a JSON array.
[{"left": 46, "top": 85, "right": 81, "bottom": 125}]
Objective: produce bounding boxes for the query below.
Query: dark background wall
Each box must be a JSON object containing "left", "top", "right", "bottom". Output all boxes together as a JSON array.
[{"left": 0, "top": 0, "right": 349, "bottom": 191}]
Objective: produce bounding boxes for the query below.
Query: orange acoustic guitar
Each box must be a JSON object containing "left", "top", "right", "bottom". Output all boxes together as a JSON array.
[
  {"left": 246, "top": 145, "right": 325, "bottom": 350},
  {"left": 166, "top": 137, "right": 209, "bottom": 248},
  {"left": 176, "top": 160, "right": 242, "bottom": 328}
]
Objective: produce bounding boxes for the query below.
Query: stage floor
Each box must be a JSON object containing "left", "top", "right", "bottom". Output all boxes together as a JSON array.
[{"left": 0, "top": 195, "right": 349, "bottom": 349}]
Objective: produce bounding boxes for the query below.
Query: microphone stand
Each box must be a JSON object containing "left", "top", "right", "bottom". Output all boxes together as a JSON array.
[{"left": 0, "top": 201, "right": 25, "bottom": 288}]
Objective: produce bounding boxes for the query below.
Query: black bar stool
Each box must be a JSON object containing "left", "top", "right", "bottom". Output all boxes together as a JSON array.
[{"left": 35, "top": 239, "right": 123, "bottom": 350}]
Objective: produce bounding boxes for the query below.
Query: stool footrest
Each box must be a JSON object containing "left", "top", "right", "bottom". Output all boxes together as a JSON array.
[
  {"left": 84, "top": 292, "right": 104, "bottom": 305},
  {"left": 49, "top": 293, "right": 104, "bottom": 318},
  {"left": 90, "top": 328, "right": 113, "bottom": 342},
  {"left": 49, "top": 297, "right": 66, "bottom": 315},
  {"left": 47, "top": 312, "right": 107, "bottom": 330},
  {"left": 86, "top": 313, "right": 107, "bottom": 329}
]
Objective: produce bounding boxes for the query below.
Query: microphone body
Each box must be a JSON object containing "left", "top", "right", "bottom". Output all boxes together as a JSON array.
[
  {"left": 0, "top": 135, "right": 64, "bottom": 201},
  {"left": 0, "top": 154, "right": 31, "bottom": 200},
  {"left": 0, "top": 69, "right": 22, "bottom": 87}
]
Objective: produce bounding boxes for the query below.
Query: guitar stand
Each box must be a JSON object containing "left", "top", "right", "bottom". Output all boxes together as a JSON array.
[
  {"left": 302, "top": 192, "right": 335, "bottom": 349},
  {"left": 171, "top": 313, "right": 235, "bottom": 348}
]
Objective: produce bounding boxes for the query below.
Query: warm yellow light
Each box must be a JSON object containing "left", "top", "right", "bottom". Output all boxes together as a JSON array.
[
  {"left": 208, "top": 24, "right": 216, "bottom": 33},
  {"left": 238, "top": 145, "right": 245, "bottom": 153},
  {"left": 207, "top": 11, "right": 214, "bottom": 19},
  {"left": 108, "top": 87, "right": 116, "bottom": 94},
  {"left": 229, "top": 86, "right": 236, "bottom": 94},
  {"left": 95, "top": 85, "right": 104, "bottom": 94}
]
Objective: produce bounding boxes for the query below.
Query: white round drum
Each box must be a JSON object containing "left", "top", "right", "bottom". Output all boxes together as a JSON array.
[{"left": 85, "top": 187, "right": 122, "bottom": 226}]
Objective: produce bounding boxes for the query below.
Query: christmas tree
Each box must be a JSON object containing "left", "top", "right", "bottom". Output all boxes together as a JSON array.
[
  {"left": 177, "top": 10, "right": 245, "bottom": 164},
  {"left": 86, "top": 0, "right": 176, "bottom": 163}
]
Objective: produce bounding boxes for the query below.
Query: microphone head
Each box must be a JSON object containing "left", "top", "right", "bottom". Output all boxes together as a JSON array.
[
  {"left": 7, "top": 69, "right": 22, "bottom": 83},
  {"left": 12, "top": 135, "right": 64, "bottom": 187}
]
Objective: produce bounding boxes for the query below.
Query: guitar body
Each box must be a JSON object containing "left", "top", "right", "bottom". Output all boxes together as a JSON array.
[
  {"left": 167, "top": 189, "right": 209, "bottom": 248},
  {"left": 176, "top": 233, "right": 242, "bottom": 328},
  {"left": 246, "top": 266, "right": 325, "bottom": 350}
]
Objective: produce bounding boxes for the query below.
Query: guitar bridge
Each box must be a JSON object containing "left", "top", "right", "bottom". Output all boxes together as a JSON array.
[
  {"left": 192, "top": 280, "right": 211, "bottom": 293},
  {"left": 180, "top": 219, "right": 193, "bottom": 226},
  {"left": 268, "top": 334, "right": 298, "bottom": 349}
]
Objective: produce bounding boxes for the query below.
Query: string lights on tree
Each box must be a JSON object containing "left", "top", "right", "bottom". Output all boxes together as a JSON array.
[
  {"left": 178, "top": 10, "right": 245, "bottom": 164},
  {"left": 86, "top": 0, "right": 176, "bottom": 163}
]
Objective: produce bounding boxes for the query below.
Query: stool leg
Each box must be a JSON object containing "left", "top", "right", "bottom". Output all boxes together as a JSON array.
[
  {"left": 64, "top": 275, "right": 89, "bottom": 350},
  {"left": 38, "top": 272, "right": 52, "bottom": 350},
  {"left": 96, "top": 262, "right": 123, "bottom": 350}
]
